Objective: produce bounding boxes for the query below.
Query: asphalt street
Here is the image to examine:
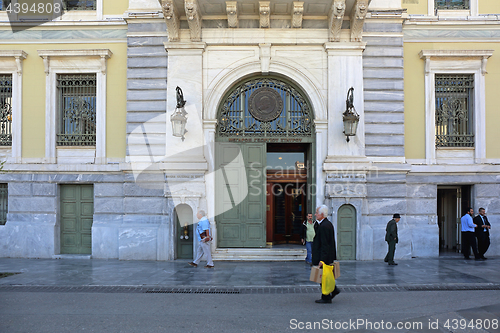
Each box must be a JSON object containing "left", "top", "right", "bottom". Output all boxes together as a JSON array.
[{"left": 1, "top": 290, "right": 499, "bottom": 333}]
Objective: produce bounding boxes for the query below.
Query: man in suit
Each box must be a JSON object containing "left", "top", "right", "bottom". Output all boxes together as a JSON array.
[
  {"left": 384, "top": 213, "right": 400, "bottom": 266},
  {"left": 312, "top": 204, "right": 339, "bottom": 304},
  {"left": 474, "top": 207, "right": 491, "bottom": 260}
]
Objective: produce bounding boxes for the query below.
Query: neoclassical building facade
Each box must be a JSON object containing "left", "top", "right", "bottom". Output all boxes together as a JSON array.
[{"left": 0, "top": 0, "right": 499, "bottom": 261}]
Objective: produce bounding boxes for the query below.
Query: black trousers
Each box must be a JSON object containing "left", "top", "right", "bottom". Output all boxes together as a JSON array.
[
  {"left": 384, "top": 241, "right": 396, "bottom": 264},
  {"left": 477, "top": 233, "right": 490, "bottom": 257},
  {"left": 321, "top": 285, "right": 339, "bottom": 301},
  {"left": 461, "top": 231, "right": 479, "bottom": 259}
]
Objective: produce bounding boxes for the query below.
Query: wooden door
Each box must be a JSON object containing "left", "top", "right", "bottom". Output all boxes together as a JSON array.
[
  {"left": 215, "top": 143, "right": 266, "bottom": 247},
  {"left": 337, "top": 204, "right": 356, "bottom": 260},
  {"left": 60, "top": 185, "right": 93, "bottom": 254}
]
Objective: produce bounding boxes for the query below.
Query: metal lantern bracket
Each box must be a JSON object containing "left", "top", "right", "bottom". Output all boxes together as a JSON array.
[{"left": 342, "top": 87, "right": 360, "bottom": 142}]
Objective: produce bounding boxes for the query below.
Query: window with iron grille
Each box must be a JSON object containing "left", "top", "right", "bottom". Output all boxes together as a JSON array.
[
  {"left": 0, "top": 184, "right": 7, "bottom": 225},
  {"left": 57, "top": 74, "right": 96, "bottom": 146},
  {"left": 0, "top": 74, "right": 12, "bottom": 146},
  {"left": 435, "top": 0, "right": 470, "bottom": 10},
  {"left": 63, "top": 0, "right": 96, "bottom": 10},
  {"left": 435, "top": 74, "right": 474, "bottom": 148}
]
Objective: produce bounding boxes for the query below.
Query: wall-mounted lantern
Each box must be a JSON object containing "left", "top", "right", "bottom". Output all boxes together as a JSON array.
[
  {"left": 171, "top": 86, "right": 188, "bottom": 141},
  {"left": 342, "top": 87, "right": 360, "bottom": 142}
]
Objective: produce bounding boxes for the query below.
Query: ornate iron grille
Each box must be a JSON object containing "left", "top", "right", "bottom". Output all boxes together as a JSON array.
[
  {"left": 435, "top": 0, "right": 469, "bottom": 10},
  {"left": 0, "top": 184, "right": 7, "bottom": 225},
  {"left": 57, "top": 74, "right": 96, "bottom": 146},
  {"left": 0, "top": 74, "right": 12, "bottom": 146},
  {"left": 63, "top": 0, "right": 96, "bottom": 11},
  {"left": 435, "top": 74, "right": 474, "bottom": 147},
  {"left": 217, "top": 78, "right": 313, "bottom": 138}
]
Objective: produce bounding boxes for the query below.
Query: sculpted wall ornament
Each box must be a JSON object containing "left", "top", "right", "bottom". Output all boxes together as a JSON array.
[
  {"left": 226, "top": 1, "right": 238, "bottom": 28},
  {"left": 291, "top": 2, "right": 304, "bottom": 28},
  {"left": 159, "top": 0, "right": 180, "bottom": 42},
  {"left": 248, "top": 87, "right": 283, "bottom": 122},
  {"left": 185, "top": 0, "right": 202, "bottom": 42},
  {"left": 328, "top": 0, "right": 345, "bottom": 42},
  {"left": 350, "top": 0, "right": 370, "bottom": 42},
  {"left": 259, "top": 1, "right": 270, "bottom": 28}
]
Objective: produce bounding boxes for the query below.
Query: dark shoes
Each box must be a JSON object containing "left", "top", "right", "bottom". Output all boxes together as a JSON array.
[
  {"left": 388, "top": 262, "right": 398, "bottom": 266},
  {"left": 482, "top": 257, "right": 488, "bottom": 260},
  {"left": 315, "top": 299, "right": 332, "bottom": 304},
  {"left": 332, "top": 288, "right": 340, "bottom": 299},
  {"left": 205, "top": 265, "right": 214, "bottom": 268},
  {"left": 384, "top": 258, "right": 388, "bottom": 262},
  {"left": 188, "top": 262, "right": 197, "bottom": 267}
]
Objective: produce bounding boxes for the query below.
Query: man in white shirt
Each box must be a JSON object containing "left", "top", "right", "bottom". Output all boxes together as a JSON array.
[{"left": 460, "top": 207, "right": 480, "bottom": 260}]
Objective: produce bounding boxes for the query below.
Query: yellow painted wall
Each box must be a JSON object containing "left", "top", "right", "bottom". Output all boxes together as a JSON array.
[
  {"left": 404, "top": 42, "right": 500, "bottom": 159},
  {"left": 103, "top": 0, "right": 129, "bottom": 16},
  {"left": 0, "top": 40, "right": 127, "bottom": 159},
  {"left": 480, "top": 2, "right": 500, "bottom": 14},
  {"left": 403, "top": 1, "right": 427, "bottom": 15}
]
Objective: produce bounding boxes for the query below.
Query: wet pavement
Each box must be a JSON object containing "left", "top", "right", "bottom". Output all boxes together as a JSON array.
[{"left": 0, "top": 256, "right": 498, "bottom": 288}]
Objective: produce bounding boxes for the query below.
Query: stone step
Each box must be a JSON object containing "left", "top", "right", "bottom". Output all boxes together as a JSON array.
[{"left": 213, "top": 248, "right": 307, "bottom": 261}]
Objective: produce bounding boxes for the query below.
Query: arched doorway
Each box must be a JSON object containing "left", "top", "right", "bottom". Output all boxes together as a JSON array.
[
  {"left": 215, "top": 76, "right": 315, "bottom": 248},
  {"left": 174, "top": 204, "right": 193, "bottom": 259},
  {"left": 337, "top": 204, "right": 356, "bottom": 260}
]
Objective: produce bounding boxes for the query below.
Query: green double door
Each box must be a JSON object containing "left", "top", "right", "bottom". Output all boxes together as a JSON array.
[
  {"left": 215, "top": 143, "right": 266, "bottom": 247},
  {"left": 60, "top": 185, "right": 94, "bottom": 254}
]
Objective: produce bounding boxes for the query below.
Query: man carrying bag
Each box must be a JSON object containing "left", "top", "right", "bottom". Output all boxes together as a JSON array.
[{"left": 311, "top": 204, "right": 340, "bottom": 304}]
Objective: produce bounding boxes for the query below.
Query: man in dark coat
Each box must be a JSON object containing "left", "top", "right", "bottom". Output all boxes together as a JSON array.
[
  {"left": 312, "top": 204, "right": 339, "bottom": 304},
  {"left": 384, "top": 213, "right": 400, "bottom": 266},
  {"left": 474, "top": 207, "right": 491, "bottom": 260}
]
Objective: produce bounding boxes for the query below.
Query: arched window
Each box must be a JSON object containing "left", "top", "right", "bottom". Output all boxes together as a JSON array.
[{"left": 217, "top": 77, "right": 314, "bottom": 138}]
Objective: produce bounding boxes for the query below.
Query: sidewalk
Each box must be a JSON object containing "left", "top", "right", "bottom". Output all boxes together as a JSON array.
[{"left": 0, "top": 256, "right": 499, "bottom": 289}]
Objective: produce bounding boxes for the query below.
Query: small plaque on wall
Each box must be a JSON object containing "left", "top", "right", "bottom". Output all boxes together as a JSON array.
[{"left": 402, "top": 0, "right": 419, "bottom": 4}]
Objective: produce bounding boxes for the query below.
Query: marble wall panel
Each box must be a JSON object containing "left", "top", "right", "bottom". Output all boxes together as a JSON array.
[
  {"left": 123, "top": 197, "right": 166, "bottom": 215},
  {"left": 123, "top": 183, "right": 164, "bottom": 197},
  {"left": 475, "top": 184, "right": 500, "bottom": 198},
  {"left": 94, "top": 197, "right": 124, "bottom": 214},
  {"left": 94, "top": 183, "right": 124, "bottom": 197},
  {"left": 8, "top": 183, "right": 32, "bottom": 196},
  {"left": 127, "top": 68, "right": 168, "bottom": 80},
  {"left": 407, "top": 198, "right": 437, "bottom": 215},
  {"left": 127, "top": 23, "right": 167, "bottom": 33},
  {"left": 119, "top": 226, "right": 158, "bottom": 260},
  {"left": 365, "top": 112, "right": 404, "bottom": 124},
  {"left": 9, "top": 196, "right": 57, "bottom": 214},
  {"left": 92, "top": 218, "right": 121, "bottom": 259},
  {"left": 365, "top": 134, "right": 404, "bottom": 146},
  {"left": 406, "top": 184, "right": 437, "bottom": 198},
  {"left": 128, "top": 46, "right": 167, "bottom": 57},
  {"left": 367, "top": 198, "right": 407, "bottom": 215},
  {"left": 32, "top": 183, "right": 57, "bottom": 196},
  {"left": 127, "top": 101, "right": 167, "bottom": 112},
  {"left": 410, "top": 225, "right": 440, "bottom": 258},
  {"left": 363, "top": 79, "right": 404, "bottom": 91},
  {"left": 365, "top": 101, "right": 404, "bottom": 112},
  {"left": 128, "top": 37, "right": 167, "bottom": 47},
  {"left": 365, "top": 146, "right": 405, "bottom": 157},
  {"left": 366, "top": 183, "right": 407, "bottom": 198},
  {"left": 127, "top": 89, "right": 166, "bottom": 101}
]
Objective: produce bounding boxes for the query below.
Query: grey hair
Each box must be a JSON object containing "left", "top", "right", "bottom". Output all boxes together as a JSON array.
[
  {"left": 317, "top": 205, "right": 328, "bottom": 217},
  {"left": 198, "top": 210, "right": 206, "bottom": 217}
]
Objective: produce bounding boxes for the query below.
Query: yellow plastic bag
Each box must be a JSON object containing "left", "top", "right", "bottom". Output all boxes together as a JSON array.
[{"left": 321, "top": 261, "right": 336, "bottom": 295}]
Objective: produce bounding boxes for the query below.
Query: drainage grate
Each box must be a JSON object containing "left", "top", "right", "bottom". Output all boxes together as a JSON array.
[{"left": 0, "top": 284, "right": 498, "bottom": 294}]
